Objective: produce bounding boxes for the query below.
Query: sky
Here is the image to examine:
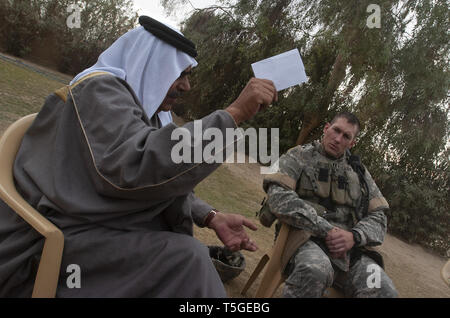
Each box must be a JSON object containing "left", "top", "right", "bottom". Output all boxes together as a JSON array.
[{"left": 132, "top": 0, "right": 219, "bottom": 29}]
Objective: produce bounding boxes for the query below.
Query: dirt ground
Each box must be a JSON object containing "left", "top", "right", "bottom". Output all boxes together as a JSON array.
[{"left": 195, "top": 161, "right": 450, "bottom": 298}]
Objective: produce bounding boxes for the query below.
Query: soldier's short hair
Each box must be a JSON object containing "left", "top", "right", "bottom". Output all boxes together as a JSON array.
[{"left": 331, "top": 112, "right": 361, "bottom": 138}]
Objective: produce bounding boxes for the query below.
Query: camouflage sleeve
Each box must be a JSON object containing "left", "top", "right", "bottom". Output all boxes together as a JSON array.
[
  {"left": 264, "top": 147, "right": 334, "bottom": 238},
  {"left": 262, "top": 147, "right": 303, "bottom": 192},
  {"left": 352, "top": 168, "right": 389, "bottom": 247},
  {"left": 267, "top": 184, "right": 334, "bottom": 238}
]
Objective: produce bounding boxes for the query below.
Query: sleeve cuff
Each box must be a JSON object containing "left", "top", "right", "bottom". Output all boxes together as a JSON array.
[
  {"left": 220, "top": 109, "right": 239, "bottom": 129},
  {"left": 189, "top": 193, "right": 214, "bottom": 227},
  {"left": 317, "top": 218, "right": 334, "bottom": 238},
  {"left": 352, "top": 228, "right": 367, "bottom": 246}
]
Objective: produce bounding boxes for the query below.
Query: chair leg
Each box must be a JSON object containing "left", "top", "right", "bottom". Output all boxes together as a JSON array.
[
  {"left": 241, "top": 254, "right": 270, "bottom": 296},
  {"left": 255, "top": 265, "right": 285, "bottom": 298}
]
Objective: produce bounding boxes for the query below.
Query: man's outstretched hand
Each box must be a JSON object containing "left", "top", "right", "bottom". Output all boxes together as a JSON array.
[{"left": 208, "top": 212, "right": 258, "bottom": 252}]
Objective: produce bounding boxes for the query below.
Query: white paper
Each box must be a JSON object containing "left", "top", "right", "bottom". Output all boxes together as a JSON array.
[{"left": 251, "top": 49, "right": 308, "bottom": 91}]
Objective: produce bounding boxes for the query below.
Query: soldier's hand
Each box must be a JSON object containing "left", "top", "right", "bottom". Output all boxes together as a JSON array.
[
  {"left": 208, "top": 212, "right": 258, "bottom": 252},
  {"left": 225, "top": 78, "right": 277, "bottom": 125},
  {"left": 326, "top": 227, "right": 355, "bottom": 255},
  {"left": 330, "top": 251, "right": 346, "bottom": 259}
]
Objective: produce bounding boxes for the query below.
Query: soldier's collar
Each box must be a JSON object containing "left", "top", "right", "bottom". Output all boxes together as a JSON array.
[{"left": 316, "top": 140, "right": 346, "bottom": 161}]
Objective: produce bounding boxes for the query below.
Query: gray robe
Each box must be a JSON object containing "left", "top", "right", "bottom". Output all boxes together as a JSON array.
[{"left": 0, "top": 74, "right": 237, "bottom": 297}]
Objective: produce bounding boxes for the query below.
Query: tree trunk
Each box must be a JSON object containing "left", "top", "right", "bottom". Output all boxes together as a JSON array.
[
  {"left": 295, "top": 53, "right": 346, "bottom": 146},
  {"left": 294, "top": 25, "right": 359, "bottom": 146},
  {"left": 296, "top": 113, "right": 321, "bottom": 145}
]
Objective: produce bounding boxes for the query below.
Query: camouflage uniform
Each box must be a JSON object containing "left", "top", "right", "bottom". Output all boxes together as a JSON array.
[{"left": 263, "top": 141, "right": 398, "bottom": 298}]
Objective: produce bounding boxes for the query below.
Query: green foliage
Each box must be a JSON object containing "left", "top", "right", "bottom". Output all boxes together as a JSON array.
[
  {"left": 0, "top": 0, "right": 42, "bottom": 56},
  {"left": 58, "top": 0, "right": 138, "bottom": 74},
  {"left": 381, "top": 159, "right": 449, "bottom": 254},
  {"left": 0, "top": 0, "right": 138, "bottom": 74},
  {"left": 0, "top": 59, "right": 69, "bottom": 117},
  {"left": 164, "top": 0, "right": 449, "bottom": 255}
]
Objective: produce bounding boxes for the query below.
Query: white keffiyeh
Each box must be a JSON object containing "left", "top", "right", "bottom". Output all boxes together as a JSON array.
[{"left": 71, "top": 25, "right": 198, "bottom": 127}]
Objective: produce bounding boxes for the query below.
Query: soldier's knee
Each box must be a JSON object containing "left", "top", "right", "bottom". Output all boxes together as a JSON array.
[
  {"left": 356, "top": 283, "right": 398, "bottom": 298},
  {"left": 305, "top": 262, "right": 334, "bottom": 285},
  {"left": 380, "top": 285, "right": 398, "bottom": 298},
  {"left": 287, "top": 261, "right": 334, "bottom": 287},
  {"left": 346, "top": 255, "right": 397, "bottom": 298},
  {"left": 283, "top": 261, "right": 334, "bottom": 298},
  {"left": 376, "top": 277, "right": 398, "bottom": 298},
  {"left": 354, "top": 270, "right": 398, "bottom": 298}
]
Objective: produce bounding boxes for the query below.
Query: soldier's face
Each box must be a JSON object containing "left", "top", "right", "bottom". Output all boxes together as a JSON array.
[{"left": 322, "top": 118, "right": 358, "bottom": 158}]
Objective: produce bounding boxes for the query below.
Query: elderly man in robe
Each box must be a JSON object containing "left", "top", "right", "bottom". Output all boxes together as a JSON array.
[{"left": 0, "top": 17, "right": 277, "bottom": 297}]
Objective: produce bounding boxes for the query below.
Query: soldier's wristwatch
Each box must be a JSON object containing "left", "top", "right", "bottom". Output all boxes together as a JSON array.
[{"left": 352, "top": 230, "right": 362, "bottom": 247}]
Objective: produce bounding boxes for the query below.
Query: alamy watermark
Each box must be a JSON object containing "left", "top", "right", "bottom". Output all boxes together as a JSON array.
[
  {"left": 66, "top": 3, "right": 380, "bottom": 30},
  {"left": 366, "top": 264, "right": 381, "bottom": 289},
  {"left": 66, "top": 3, "right": 82, "bottom": 29},
  {"left": 367, "top": 4, "right": 381, "bottom": 29},
  {"left": 66, "top": 264, "right": 81, "bottom": 289},
  {"left": 171, "top": 121, "right": 279, "bottom": 175}
]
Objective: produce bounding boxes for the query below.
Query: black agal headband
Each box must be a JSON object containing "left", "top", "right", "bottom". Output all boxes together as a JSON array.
[{"left": 139, "top": 16, "right": 197, "bottom": 58}]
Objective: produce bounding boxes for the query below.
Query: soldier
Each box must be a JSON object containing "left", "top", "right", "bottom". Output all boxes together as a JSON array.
[{"left": 261, "top": 112, "right": 398, "bottom": 298}]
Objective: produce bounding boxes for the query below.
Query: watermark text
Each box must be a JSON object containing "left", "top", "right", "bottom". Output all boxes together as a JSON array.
[{"left": 171, "top": 121, "right": 279, "bottom": 175}]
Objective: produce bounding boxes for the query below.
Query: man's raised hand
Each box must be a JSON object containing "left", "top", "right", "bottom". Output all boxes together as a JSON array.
[{"left": 226, "top": 78, "right": 278, "bottom": 125}]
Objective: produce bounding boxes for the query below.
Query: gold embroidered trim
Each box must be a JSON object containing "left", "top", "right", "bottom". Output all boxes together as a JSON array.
[
  {"left": 54, "top": 72, "right": 111, "bottom": 102},
  {"left": 68, "top": 83, "right": 236, "bottom": 191}
]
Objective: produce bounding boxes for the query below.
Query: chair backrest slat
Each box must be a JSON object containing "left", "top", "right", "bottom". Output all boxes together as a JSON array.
[{"left": 0, "top": 114, "right": 64, "bottom": 298}]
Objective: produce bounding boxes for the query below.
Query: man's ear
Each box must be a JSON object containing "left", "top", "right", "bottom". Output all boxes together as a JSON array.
[
  {"left": 349, "top": 138, "right": 357, "bottom": 149},
  {"left": 323, "top": 123, "right": 330, "bottom": 134}
]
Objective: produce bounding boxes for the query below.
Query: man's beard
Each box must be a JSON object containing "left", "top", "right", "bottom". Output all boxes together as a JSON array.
[{"left": 167, "top": 90, "right": 182, "bottom": 99}]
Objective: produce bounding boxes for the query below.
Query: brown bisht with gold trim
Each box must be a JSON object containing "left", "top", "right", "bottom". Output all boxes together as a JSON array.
[{"left": 0, "top": 73, "right": 235, "bottom": 297}]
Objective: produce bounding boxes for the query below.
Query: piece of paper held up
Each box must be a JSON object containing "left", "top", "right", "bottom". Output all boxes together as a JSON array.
[{"left": 251, "top": 49, "right": 308, "bottom": 91}]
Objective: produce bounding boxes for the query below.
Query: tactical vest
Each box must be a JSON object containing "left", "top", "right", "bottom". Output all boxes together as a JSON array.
[
  {"left": 259, "top": 142, "right": 366, "bottom": 228},
  {"left": 295, "top": 142, "right": 363, "bottom": 215}
]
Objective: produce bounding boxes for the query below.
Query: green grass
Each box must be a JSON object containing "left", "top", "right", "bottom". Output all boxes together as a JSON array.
[
  {"left": 0, "top": 58, "right": 68, "bottom": 126},
  {"left": 194, "top": 165, "right": 265, "bottom": 218}
]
